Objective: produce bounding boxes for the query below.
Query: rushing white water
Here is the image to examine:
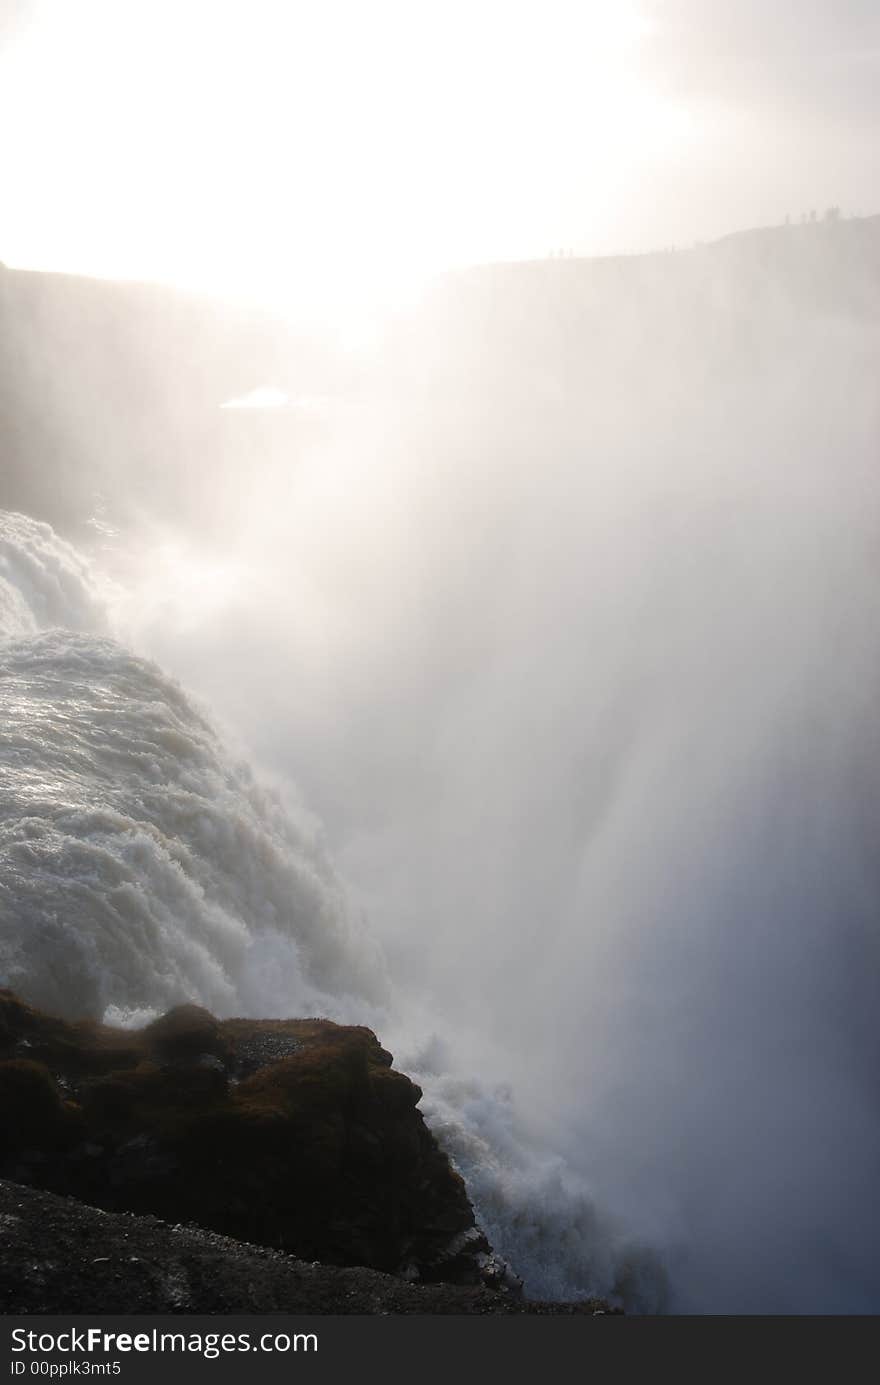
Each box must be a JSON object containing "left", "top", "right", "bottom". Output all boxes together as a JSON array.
[
  {"left": 0, "top": 512, "right": 386, "bottom": 1024},
  {"left": 3, "top": 224, "right": 880, "bottom": 1312},
  {"left": 0, "top": 511, "right": 108, "bottom": 640}
]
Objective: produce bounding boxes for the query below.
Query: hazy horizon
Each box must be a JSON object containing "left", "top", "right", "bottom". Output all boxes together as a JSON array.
[{"left": 2, "top": 2, "right": 878, "bottom": 319}]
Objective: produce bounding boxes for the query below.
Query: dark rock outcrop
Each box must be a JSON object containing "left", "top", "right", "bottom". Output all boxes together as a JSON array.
[
  {"left": 0, "top": 990, "right": 496, "bottom": 1287},
  {"left": 0, "top": 1179, "right": 615, "bottom": 1314}
]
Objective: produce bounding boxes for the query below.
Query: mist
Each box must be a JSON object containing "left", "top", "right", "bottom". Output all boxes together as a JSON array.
[{"left": 2, "top": 212, "right": 878, "bottom": 1310}]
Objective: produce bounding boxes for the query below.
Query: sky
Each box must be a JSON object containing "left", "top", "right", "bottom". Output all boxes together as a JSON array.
[{"left": 0, "top": 1, "right": 877, "bottom": 314}]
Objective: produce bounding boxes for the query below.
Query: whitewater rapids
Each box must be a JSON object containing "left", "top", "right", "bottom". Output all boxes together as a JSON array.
[{"left": 0, "top": 511, "right": 386, "bottom": 1023}]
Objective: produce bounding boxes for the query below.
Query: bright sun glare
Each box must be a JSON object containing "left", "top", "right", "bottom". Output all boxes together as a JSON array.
[{"left": 0, "top": 1, "right": 696, "bottom": 325}]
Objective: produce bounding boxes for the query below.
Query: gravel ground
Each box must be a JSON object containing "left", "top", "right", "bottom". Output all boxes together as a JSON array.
[
  {"left": 229, "top": 1033, "right": 303, "bottom": 1079},
  {"left": 0, "top": 1180, "right": 615, "bottom": 1315}
]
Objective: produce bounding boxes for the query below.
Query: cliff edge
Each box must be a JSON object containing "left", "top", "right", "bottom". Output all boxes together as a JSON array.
[{"left": 0, "top": 990, "right": 498, "bottom": 1288}]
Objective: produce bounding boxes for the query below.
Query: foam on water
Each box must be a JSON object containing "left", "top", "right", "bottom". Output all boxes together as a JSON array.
[
  {"left": 0, "top": 514, "right": 386, "bottom": 1022},
  {"left": 0, "top": 511, "right": 108, "bottom": 640},
  {"left": 411, "top": 1059, "right": 668, "bottom": 1311}
]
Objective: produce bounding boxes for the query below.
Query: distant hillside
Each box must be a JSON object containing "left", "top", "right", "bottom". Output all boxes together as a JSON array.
[
  {"left": 2, "top": 215, "right": 877, "bottom": 539},
  {"left": 0, "top": 266, "right": 344, "bottom": 536},
  {"left": 404, "top": 213, "right": 880, "bottom": 376}
]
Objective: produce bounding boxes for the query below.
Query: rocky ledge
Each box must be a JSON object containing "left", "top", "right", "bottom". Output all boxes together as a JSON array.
[
  {"left": 0, "top": 1179, "right": 616, "bottom": 1314},
  {"left": 0, "top": 990, "right": 617, "bottom": 1314},
  {"left": 0, "top": 990, "right": 505, "bottom": 1287}
]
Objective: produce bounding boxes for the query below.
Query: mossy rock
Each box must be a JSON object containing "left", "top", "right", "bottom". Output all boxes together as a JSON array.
[
  {"left": 0, "top": 1059, "right": 81, "bottom": 1153},
  {"left": 0, "top": 992, "right": 481, "bottom": 1281},
  {"left": 143, "top": 1005, "right": 230, "bottom": 1066}
]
